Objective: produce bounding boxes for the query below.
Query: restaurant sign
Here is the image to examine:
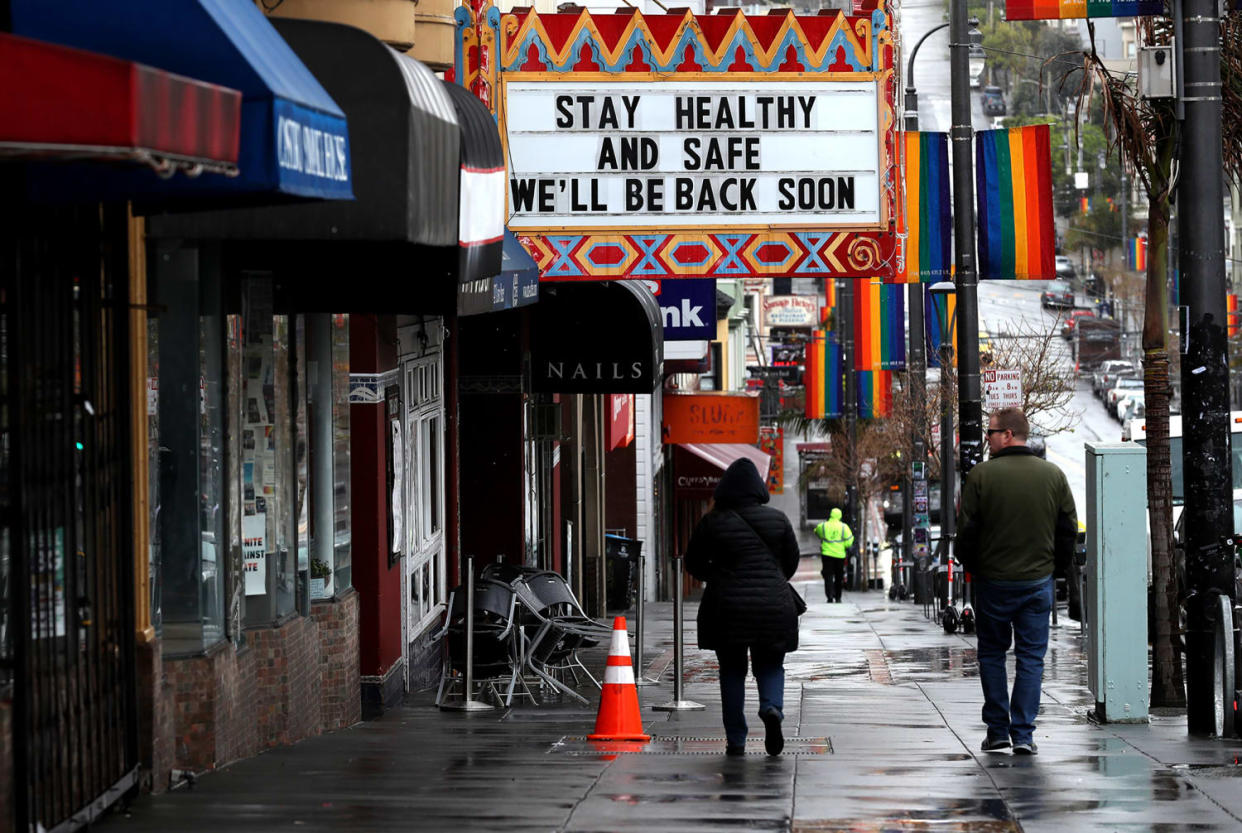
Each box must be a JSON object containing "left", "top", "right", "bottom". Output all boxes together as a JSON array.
[
  {"left": 662, "top": 391, "right": 760, "bottom": 444},
  {"left": 763, "top": 295, "right": 818, "bottom": 328}
]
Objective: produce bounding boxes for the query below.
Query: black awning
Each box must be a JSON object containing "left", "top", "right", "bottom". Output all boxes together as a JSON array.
[
  {"left": 532, "top": 281, "right": 663, "bottom": 394},
  {"left": 458, "top": 230, "right": 539, "bottom": 317},
  {"left": 441, "top": 81, "right": 504, "bottom": 284},
  {"left": 149, "top": 18, "right": 458, "bottom": 245}
]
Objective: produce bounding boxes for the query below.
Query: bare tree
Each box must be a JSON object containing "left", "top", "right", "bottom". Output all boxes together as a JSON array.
[
  {"left": 1069, "top": 16, "right": 1188, "bottom": 706},
  {"left": 982, "top": 315, "right": 1078, "bottom": 436}
]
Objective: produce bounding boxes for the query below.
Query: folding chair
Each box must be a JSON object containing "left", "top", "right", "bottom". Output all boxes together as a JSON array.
[
  {"left": 435, "top": 579, "right": 529, "bottom": 707},
  {"left": 511, "top": 571, "right": 614, "bottom": 702}
]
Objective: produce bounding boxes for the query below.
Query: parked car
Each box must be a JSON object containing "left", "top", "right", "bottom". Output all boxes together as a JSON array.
[
  {"left": 1092, "top": 359, "right": 1137, "bottom": 399},
  {"left": 1054, "top": 255, "right": 1076, "bottom": 280},
  {"left": 1073, "top": 318, "right": 1122, "bottom": 372},
  {"left": 1116, "top": 391, "right": 1145, "bottom": 422},
  {"left": 1106, "top": 377, "right": 1145, "bottom": 415},
  {"left": 1041, "top": 280, "right": 1074, "bottom": 309},
  {"left": 1061, "top": 308, "right": 1095, "bottom": 339},
  {"left": 981, "top": 85, "right": 1007, "bottom": 117}
]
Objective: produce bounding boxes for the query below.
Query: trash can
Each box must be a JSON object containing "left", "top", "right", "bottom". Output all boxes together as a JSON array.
[{"left": 604, "top": 534, "right": 641, "bottom": 611}]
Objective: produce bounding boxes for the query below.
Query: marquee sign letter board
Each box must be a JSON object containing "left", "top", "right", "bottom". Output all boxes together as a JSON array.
[{"left": 460, "top": 8, "right": 897, "bottom": 280}]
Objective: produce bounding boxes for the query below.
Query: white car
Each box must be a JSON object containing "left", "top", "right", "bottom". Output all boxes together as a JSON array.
[
  {"left": 1116, "top": 391, "right": 1145, "bottom": 422},
  {"left": 1106, "top": 377, "right": 1145, "bottom": 415}
]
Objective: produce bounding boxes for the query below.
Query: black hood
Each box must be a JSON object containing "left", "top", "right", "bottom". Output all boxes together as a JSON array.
[{"left": 713, "top": 459, "right": 770, "bottom": 508}]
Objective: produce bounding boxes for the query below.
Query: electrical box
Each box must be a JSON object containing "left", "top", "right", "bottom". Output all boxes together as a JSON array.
[
  {"left": 1085, "top": 442, "right": 1150, "bottom": 723},
  {"left": 1139, "top": 45, "right": 1176, "bottom": 100}
]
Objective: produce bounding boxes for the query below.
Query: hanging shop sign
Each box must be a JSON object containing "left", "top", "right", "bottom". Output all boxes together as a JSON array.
[
  {"left": 532, "top": 280, "right": 663, "bottom": 393},
  {"left": 644, "top": 278, "right": 717, "bottom": 341},
  {"left": 457, "top": 7, "right": 897, "bottom": 280},
  {"left": 663, "top": 391, "right": 760, "bottom": 444},
  {"left": 763, "top": 295, "right": 819, "bottom": 328}
]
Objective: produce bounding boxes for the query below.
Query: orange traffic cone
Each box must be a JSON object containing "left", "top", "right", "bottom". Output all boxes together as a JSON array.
[{"left": 587, "top": 617, "right": 651, "bottom": 742}]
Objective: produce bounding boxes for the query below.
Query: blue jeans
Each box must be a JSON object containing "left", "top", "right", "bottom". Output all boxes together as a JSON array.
[
  {"left": 716, "top": 647, "right": 785, "bottom": 747},
  {"left": 974, "top": 577, "right": 1053, "bottom": 745}
]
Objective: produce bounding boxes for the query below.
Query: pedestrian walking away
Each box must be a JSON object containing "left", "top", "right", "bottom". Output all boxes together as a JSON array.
[
  {"left": 685, "top": 458, "right": 801, "bottom": 757},
  {"left": 813, "top": 507, "right": 853, "bottom": 603},
  {"left": 956, "top": 407, "right": 1077, "bottom": 756}
]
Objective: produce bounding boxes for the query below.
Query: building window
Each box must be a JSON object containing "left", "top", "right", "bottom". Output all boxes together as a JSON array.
[
  {"left": 402, "top": 349, "right": 446, "bottom": 640},
  {"left": 152, "top": 246, "right": 227, "bottom": 654},
  {"left": 308, "top": 314, "right": 352, "bottom": 602}
]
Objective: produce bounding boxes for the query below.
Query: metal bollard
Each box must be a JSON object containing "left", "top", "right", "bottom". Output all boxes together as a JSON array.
[
  {"left": 653, "top": 557, "right": 705, "bottom": 711},
  {"left": 634, "top": 552, "right": 657, "bottom": 685},
  {"left": 441, "top": 555, "right": 494, "bottom": 712}
]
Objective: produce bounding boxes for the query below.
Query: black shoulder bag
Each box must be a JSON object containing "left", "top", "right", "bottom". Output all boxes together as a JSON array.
[{"left": 729, "top": 510, "right": 808, "bottom": 616}]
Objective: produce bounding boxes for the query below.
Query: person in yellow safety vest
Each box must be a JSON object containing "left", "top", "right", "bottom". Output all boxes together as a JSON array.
[{"left": 814, "top": 507, "right": 854, "bottom": 603}]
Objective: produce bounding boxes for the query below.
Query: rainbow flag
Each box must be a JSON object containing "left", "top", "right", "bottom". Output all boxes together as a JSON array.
[
  {"left": 1006, "top": 0, "right": 1162, "bottom": 20},
  {"left": 857, "top": 370, "right": 893, "bottom": 418},
  {"left": 804, "top": 329, "right": 843, "bottom": 419},
  {"left": 1128, "top": 235, "right": 1148, "bottom": 271},
  {"left": 976, "top": 125, "right": 1056, "bottom": 280},
  {"left": 899, "top": 132, "right": 953, "bottom": 284},
  {"left": 925, "top": 284, "right": 957, "bottom": 369},
  {"left": 853, "top": 280, "right": 906, "bottom": 371},
  {"left": 1229, "top": 294, "right": 1240, "bottom": 338}
]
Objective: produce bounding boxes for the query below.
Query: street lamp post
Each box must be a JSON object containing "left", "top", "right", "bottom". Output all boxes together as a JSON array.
[
  {"left": 901, "top": 24, "right": 944, "bottom": 602},
  {"left": 903, "top": 20, "right": 983, "bottom": 602}
]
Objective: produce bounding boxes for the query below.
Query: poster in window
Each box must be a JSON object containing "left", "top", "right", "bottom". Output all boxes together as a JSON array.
[{"left": 243, "top": 512, "right": 267, "bottom": 595}]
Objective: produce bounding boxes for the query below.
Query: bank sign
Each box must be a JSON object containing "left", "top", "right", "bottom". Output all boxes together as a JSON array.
[{"left": 505, "top": 81, "right": 881, "bottom": 229}]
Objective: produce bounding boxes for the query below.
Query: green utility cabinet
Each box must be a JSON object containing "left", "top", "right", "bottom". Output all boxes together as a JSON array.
[{"left": 1085, "top": 442, "right": 1150, "bottom": 723}]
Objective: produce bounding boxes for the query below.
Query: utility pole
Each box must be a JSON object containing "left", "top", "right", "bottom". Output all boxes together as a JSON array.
[
  {"left": 949, "top": 0, "right": 983, "bottom": 478},
  {"left": 1175, "top": 0, "right": 1235, "bottom": 735}
]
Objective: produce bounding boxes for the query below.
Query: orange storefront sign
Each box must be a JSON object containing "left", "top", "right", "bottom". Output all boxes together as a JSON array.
[{"left": 662, "top": 392, "right": 760, "bottom": 445}]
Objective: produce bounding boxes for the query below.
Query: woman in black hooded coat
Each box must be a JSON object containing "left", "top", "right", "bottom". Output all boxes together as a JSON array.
[{"left": 684, "top": 458, "right": 801, "bottom": 756}]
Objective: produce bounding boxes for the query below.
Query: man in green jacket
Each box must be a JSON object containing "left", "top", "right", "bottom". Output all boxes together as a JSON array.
[
  {"left": 957, "top": 407, "right": 1077, "bottom": 757},
  {"left": 814, "top": 507, "right": 854, "bottom": 603}
]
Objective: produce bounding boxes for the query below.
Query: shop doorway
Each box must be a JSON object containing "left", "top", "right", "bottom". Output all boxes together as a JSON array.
[
  {"left": 4, "top": 203, "right": 138, "bottom": 831},
  {"left": 400, "top": 351, "right": 447, "bottom": 655}
]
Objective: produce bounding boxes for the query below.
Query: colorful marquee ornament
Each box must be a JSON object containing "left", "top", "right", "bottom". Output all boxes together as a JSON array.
[{"left": 458, "top": 6, "right": 898, "bottom": 281}]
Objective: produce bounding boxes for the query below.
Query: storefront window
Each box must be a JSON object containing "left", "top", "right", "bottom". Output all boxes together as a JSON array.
[
  {"left": 241, "top": 279, "right": 296, "bottom": 625},
  {"left": 152, "top": 246, "right": 226, "bottom": 654},
  {"left": 332, "top": 315, "right": 351, "bottom": 592}
]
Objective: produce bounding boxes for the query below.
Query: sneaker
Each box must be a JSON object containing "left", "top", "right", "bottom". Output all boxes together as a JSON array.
[
  {"left": 759, "top": 707, "right": 784, "bottom": 756},
  {"left": 725, "top": 744, "right": 746, "bottom": 757},
  {"left": 1012, "top": 741, "right": 1038, "bottom": 755},
  {"left": 980, "top": 736, "right": 1012, "bottom": 752}
]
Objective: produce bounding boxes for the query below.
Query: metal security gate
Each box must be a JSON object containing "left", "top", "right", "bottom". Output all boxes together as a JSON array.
[{"left": 3, "top": 201, "right": 138, "bottom": 832}]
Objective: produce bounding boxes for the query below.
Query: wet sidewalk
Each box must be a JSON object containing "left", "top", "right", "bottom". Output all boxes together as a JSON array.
[{"left": 104, "top": 561, "right": 1242, "bottom": 832}]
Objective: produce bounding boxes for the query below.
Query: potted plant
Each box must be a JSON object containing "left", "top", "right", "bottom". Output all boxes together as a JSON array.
[{"left": 310, "top": 558, "right": 332, "bottom": 600}]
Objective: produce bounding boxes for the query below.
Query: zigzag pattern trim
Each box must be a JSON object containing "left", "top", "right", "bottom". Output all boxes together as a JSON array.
[{"left": 520, "top": 232, "right": 895, "bottom": 280}]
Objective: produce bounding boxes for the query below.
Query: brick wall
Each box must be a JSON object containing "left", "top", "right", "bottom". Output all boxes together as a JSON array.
[
  {"left": 312, "top": 590, "right": 362, "bottom": 731},
  {"left": 135, "top": 637, "right": 175, "bottom": 793},
  {"left": 1, "top": 699, "right": 11, "bottom": 832},
  {"left": 163, "top": 611, "right": 343, "bottom": 775}
]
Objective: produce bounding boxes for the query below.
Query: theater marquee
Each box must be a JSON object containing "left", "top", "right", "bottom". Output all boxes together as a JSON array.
[
  {"left": 457, "top": 7, "right": 897, "bottom": 280},
  {"left": 505, "top": 80, "right": 882, "bottom": 229}
]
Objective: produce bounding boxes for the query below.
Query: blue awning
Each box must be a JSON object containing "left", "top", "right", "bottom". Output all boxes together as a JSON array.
[
  {"left": 459, "top": 231, "right": 540, "bottom": 316},
  {"left": 10, "top": 0, "right": 352, "bottom": 201}
]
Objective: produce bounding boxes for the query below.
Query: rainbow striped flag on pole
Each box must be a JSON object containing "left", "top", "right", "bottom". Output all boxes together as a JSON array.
[
  {"left": 804, "top": 329, "right": 843, "bottom": 419},
  {"left": 857, "top": 370, "right": 893, "bottom": 419},
  {"left": 1128, "top": 235, "right": 1148, "bottom": 271},
  {"left": 853, "top": 280, "right": 906, "bottom": 372},
  {"left": 975, "top": 125, "right": 1056, "bottom": 280},
  {"left": 899, "top": 132, "right": 953, "bottom": 283}
]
